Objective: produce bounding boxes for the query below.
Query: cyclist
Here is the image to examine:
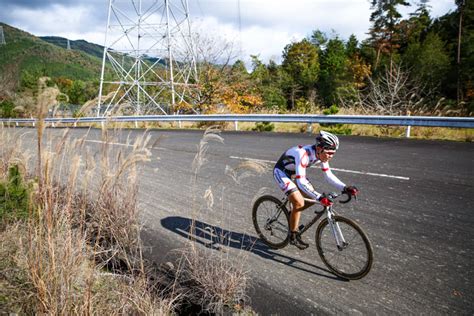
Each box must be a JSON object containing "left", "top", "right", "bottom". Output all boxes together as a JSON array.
[{"left": 273, "top": 131, "right": 358, "bottom": 250}]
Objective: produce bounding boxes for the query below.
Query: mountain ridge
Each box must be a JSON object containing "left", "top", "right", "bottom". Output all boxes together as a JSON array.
[{"left": 0, "top": 22, "right": 104, "bottom": 84}]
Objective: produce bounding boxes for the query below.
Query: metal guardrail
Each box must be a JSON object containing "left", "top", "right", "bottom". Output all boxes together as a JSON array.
[{"left": 1, "top": 114, "right": 473, "bottom": 128}]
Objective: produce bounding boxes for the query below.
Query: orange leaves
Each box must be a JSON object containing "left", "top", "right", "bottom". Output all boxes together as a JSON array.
[
  {"left": 348, "top": 55, "right": 372, "bottom": 89},
  {"left": 198, "top": 63, "right": 263, "bottom": 114},
  {"left": 221, "top": 86, "right": 263, "bottom": 114}
]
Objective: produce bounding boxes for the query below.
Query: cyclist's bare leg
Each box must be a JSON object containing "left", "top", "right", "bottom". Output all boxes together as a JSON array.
[{"left": 288, "top": 190, "right": 315, "bottom": 232}]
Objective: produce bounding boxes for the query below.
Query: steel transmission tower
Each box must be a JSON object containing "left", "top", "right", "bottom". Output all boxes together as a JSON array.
[
  {"left": 0, "top": 26, "right": 6, "bottom": 45},
  {"left": 97, "top": 0, "right": 198, "bottom": 116}
]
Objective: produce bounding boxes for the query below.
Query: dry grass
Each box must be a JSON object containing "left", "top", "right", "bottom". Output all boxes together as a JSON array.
[
  {"left": 0, "top": 122, "right": 263, "bottom": 314},
  {"left": 0, "top": 127, "right": 32, "bottom": 181},
  {"left": 0, "top": 115, "right": 175, "bottom": 314},
  {"left": 165, "top": 126, "right": 266, "bottom": 314},
  {"left": 174, "top": 246, "right": 250, "bottom": 314},
  {"left": 0, "top": 221, "right": 175, "bottom": 315}
]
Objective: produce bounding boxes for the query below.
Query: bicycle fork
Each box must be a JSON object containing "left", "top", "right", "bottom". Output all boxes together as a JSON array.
[{"left": 327, "top": 208, "right": 347, "bottom": 251}]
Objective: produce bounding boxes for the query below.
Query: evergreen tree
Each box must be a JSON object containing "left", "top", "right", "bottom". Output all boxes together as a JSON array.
[
  {"left": 310, "top": 29, "right": 328, "bottom": 52},
  {"left": 369, "top": 0, "right": 410, "bottom": 70},
  {"left": 403, "top": 32, "right": 449, "bottom": 99},
  {"left": 401, "top": 0, "right": 432, "bottom": 48},
  {"left": 282, "top": 39, "right": 320, "bottom": 108},
  {"left": 346, "top": 34, "right": 359, "bottom": 57},
  {"left": 318, "top": 37, "right": 349, "bottom": 106}
]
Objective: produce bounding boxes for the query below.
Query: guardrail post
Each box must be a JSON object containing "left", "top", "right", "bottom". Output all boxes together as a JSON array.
[
  {"left": 307, "top": 123, "right": 313, "bottom": 133},
  {"left": 405, "top": 111, "right": 411, "bottom": 138},
  {"left": 101, "top": 121, "right": 105, "bottom": 129},
  {"left": 234, "top": 120, "right": 239, "bottom": 131},
  {"left": 178, "top": 120, "right": 182, "bottom": 128},
  {"left": 74, "top": 122, "right": 77, "bottom": 128}
]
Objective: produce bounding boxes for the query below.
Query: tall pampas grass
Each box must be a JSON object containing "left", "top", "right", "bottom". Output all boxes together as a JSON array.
[
  {"left": 172, "top": 126, "right": 266, "bottom": 313},
  {"left": 0, "top": 77, "right": 175, "bottom": 313}
]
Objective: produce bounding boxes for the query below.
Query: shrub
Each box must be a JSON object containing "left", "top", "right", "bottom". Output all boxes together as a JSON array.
[
  {"left": 0, "top": 165, "right": 31, "bottom": 224},
  {"left": 320, "top": 104, "right": 352, "bottom": 135},
  {"left": 20, "top": 70, "right": 38, "bottom": 90},
  {"left": 0, "top": 99, "right": 16, "bottom": 118},
  {"left": 324, "top": 125, "right": 352, "bottom": 135},
  {"left": 253, "top": 121, "right": 275, "bottom": 132},
  {"left": 322, "top": 104, "right": 339, "bottom": 115}
]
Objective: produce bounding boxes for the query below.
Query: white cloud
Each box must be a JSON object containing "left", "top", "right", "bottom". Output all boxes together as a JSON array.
[
  {"left": 2, "top": 0, "right": 457, "bottom": 68},
  {"left": 190, "top": 0, "right": 372, "bottom": 66},
  {"left": 9, "top": 3, "right": 105, "bottom": 38}
]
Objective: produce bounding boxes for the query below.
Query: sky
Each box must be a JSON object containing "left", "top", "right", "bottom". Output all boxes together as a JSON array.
[{"left": 0, "top": 0, "right": 457, "bottom": 67}]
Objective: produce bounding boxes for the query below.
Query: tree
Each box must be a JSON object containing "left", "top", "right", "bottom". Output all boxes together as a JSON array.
[
  {"left": 346, "top": 63, "right": 427, "bottom": 115},
  {"left": 248, "top": 56, "right": 286, "bottom": 111},
  {"left": 310, "top": 29, "right": 328, "bottom": 52},
  {"left": 403, "top": 32, "right": 449, "bottom": 98},
  {"left": 318, "top": 37, "right": 350, "bottom": 106},
  {"left": 369, "top": 0, "right": 410, "bottom": 70},
  {"left": 456, "top": 0, "right": 466, "bottom": 105},
  {"left": 232, "top": 59, "right": 248, "bottom": 75},
  {"left": 250, "top": 55, "right": 269, "bottom": 85},
  {"left": 398, "top": 0, "right": 432, "bottom": 52},
  {"left": 346, "top": 34, "right": 359, "bottom": 57},
  {"left": 282, "top": 39, "right": 320, "bottom": 108},
  {"left": 430, "top": 0, "right": 474, "bottom": 111}
]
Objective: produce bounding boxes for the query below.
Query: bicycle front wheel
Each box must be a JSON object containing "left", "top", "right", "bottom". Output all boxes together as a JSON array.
[
  {"left": 316, "top": 216, "right": 373, "bottom": 280},
  {"left": 252, "top": 195, "right": 290, "bottom": 249}
]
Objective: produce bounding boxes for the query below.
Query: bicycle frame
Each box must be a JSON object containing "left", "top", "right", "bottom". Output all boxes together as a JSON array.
[{"left": 282, "top": 196, "right": 348, "bottom": 250}]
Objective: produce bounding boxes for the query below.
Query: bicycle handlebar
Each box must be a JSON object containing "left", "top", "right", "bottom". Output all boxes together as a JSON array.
[
  {"left": 303, "top": 191, "right": 355, "bottom": 205},
  {"left": 334, "top": 191, "right": 353, "bottom": 204}
]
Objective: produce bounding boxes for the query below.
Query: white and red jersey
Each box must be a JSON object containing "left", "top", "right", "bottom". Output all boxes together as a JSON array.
[{"left": 273, "top": 144, "right": 345, "bottom": 200}]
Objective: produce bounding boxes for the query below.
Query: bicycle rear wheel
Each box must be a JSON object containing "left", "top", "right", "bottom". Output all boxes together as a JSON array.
[
  {"left": 252, "top": 195, "right": 290, "bottom": 249},
  {"left": 316, "top": 216, "right": 373, "bottom": 280}
]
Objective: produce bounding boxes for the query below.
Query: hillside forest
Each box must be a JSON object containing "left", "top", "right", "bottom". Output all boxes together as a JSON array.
[{"left": 0, "top": 0, "right": 472, "bottom": 118}]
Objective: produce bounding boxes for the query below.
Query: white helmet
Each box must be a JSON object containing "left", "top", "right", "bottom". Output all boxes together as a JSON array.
[{"left": 315, "top": 131, "right": 339, "bottom": 150}]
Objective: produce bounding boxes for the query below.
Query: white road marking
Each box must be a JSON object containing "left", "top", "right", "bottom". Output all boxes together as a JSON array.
[
  {"left": 229, "top": 155, "right": 410, "bottom": 180},
  {"left": 85, "top": 139, "right": 133, "bottom": 147},
  {"left": 85, "top": 139, "right": 168, "bottom": 151},
  {"left": 84, "top": 141, "right": 409, "bottom": 180}
]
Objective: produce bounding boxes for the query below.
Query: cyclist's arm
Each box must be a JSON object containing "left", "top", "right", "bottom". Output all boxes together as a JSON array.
[
  {"left": 321, "top": 162, "right": 345, "bottom": 191},
  {"left": 293, "top": 147, "right": 322, "bottom": 200}
]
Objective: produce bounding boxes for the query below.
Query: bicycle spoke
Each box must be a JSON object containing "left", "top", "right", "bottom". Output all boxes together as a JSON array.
[
  {"left": 253, "top": 196, "right": 290, "bottom": 248},
  {"left": 317, "top": 216, "right": 372, "bottom": 279}
]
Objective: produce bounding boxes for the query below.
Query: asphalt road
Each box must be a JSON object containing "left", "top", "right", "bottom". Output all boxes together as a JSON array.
[{"left": 14, "top": 127, "right": 474, "bottom": 314}]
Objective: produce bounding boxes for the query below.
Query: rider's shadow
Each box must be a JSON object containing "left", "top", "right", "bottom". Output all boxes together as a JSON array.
[{"left": 160, "top": 216, "right": 344, "bottom": 280}]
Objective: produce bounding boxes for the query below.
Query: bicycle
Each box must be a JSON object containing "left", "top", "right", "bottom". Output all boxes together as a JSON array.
[{"left": 252, "top": 192, "right": 373, "bottom": 280}]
